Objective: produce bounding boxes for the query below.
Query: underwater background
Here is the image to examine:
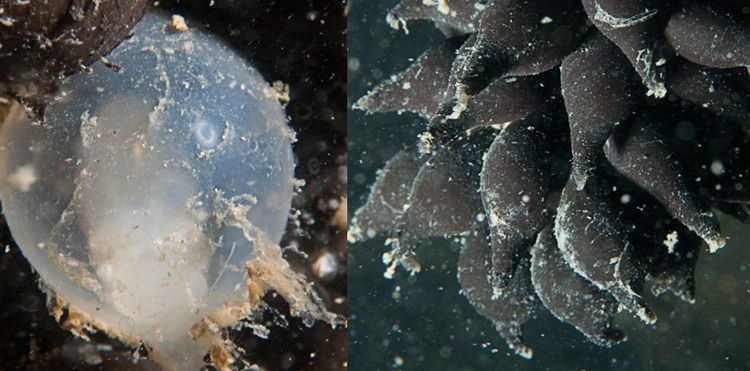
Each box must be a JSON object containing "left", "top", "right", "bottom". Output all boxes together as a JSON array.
[{"left": 348, "top": 1, "right": 750, "bottom": 370}]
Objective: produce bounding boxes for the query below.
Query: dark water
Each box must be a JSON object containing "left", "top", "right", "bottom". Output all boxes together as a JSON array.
[{"left": 347, "top": 1, "right": 750, "bottom": 370}]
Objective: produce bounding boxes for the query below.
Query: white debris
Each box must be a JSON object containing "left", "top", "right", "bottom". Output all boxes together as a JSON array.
[
  {"left": 710, "top": 160, "right": 725, "bottom": 176},
  {"left": 171, "top": 15, "right": 189, "bottom": 32},
  {"left": 593, "top": 1, "right": 657, "bottom": 29},
  {"left": 312, "top": 251, "right": 339, "bottom": 280},
  {"left": 663, "top": 231, "right": 679, "bottom": 254}
]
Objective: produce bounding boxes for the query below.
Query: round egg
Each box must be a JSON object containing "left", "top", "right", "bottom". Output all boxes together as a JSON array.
[{"left": 0, "top": 10, "right": 296, "bottom": 369}]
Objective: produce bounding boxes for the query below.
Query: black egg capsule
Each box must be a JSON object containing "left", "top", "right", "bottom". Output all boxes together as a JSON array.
[
  {"left": 580, "top": 0, "right": 668, "bottom": 98},
  {"left": 480, "top": 116, "right": 562, "bottom": 289},
  {"left": 385, "top": 129, "right": 494, "bottom": 278},
  {"left": 427, "top": 73, "right": 552, "bottom": 144},
  {"left": 604, "top": 114, "right": 726, "bottom": 252},
  {"left": 648, "top": 226, "right": 701, "bottom": 303},
  {"left": 665, "top": 2, "right": 750, "bottom": 69},
  {"left": 667, "top": 60, "right": 750, "bottom": 131},
  {"left": 530, "top": 226, "right": 625, "bottom": 347},
  {"left": 615, "top": 185, "right": 699, "bottom": 303},
  {"left": 354, "top": 37, "right": 466, "bottom": 119},
  {"left": 0, "top": 0, "right": 149, "bottom": 102},
  {"left": 561, "top": 32, "right": 641, "bottom": 190},
  {"left": 555, "top": 177, "right": 656, "bottom": 324},
  {"left": 453, "top": 0, "right": 589, "bottom": 98},
  {"left": 349, "top": 150, "right": 424, "bottom": 243},
  {"left": 458, "top": 225, "right": 539, "bottom": 359}
]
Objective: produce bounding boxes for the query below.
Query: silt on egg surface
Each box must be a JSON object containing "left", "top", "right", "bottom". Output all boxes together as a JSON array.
[{"left": 0, "top": 10, "right": 332, "bottom": 369}]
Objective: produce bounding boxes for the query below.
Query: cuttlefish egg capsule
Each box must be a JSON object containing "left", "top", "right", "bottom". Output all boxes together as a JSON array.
[{"left": 0, "top": 10, "right": 294, "bottom": 369}]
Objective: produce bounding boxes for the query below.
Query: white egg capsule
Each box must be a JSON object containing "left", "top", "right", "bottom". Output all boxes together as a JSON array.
[{"left": 0, "top": 10, "right": 337, "bottom": 370}]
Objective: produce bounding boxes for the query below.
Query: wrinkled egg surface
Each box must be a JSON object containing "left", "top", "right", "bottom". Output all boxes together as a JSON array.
[{"left": 0, "top": 10, "right": 294, "bottom": 368}]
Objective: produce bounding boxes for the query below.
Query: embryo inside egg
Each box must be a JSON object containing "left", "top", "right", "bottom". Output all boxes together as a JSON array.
[{"left": 0, "top": 10, "right": 306, "bottom": 369}]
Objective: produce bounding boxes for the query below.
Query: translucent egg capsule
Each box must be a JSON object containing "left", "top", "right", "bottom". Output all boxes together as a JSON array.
[{"left": 0, "top": 11, "right": 335, "bottom": 370}]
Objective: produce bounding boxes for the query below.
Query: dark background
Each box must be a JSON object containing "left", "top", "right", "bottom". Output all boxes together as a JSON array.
[
  {"left": 347, "top": 1, "right": 750, "bottom": 370},
  {"left": 0, "top": 1, "right": 346, "bottom": 370}
]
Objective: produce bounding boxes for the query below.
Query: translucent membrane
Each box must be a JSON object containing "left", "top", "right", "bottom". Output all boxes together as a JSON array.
[{"left": 0, "top": 10, "right": 294, "bottom": 369}]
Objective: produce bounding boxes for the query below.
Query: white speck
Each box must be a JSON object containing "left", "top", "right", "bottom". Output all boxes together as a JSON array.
[
  {"left": 312, "top": 251, "right": 338, "bottom": 279},
  {"left": 347, "top": 57, "right": 361, "bottom": 71},
  {"left": 394, "top": 355, "right": 405, "bottom": 366},
  {"left": 391, "top": 285, "right": 402, "bottom": 300},
  {"left": 620, "top": 194, "right": 631, "bottom": 204},
  {"left": 0, "top": 17, "right": 15, "bottom": 27},
  {"left": 521, "top": 194, "right": 531, "bottom": 203},
  {"left": 540, "top": 16, "right": 553, "bottom": 24},
  {"left": 663, "top": 230, "right": 679, "bottom": 254},
  {"left": 710, "top": 160, "right": 725, "bottom": 176},
  {"left": 6, "top": 164, "right": 38, "bottom": 192}
]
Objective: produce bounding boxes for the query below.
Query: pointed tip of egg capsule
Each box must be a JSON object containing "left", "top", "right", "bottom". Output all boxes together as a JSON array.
[
  {"left": 515, "top": 345, "right": 534, "bottom": 360},
  {"left": 569, "top": 152, "right": 593, "bottom": 192},
  {"left": 706, "top": 234, "right": 727, "bottom": 253},
  {"left": 572, "top": 170, "right": 589, "bottom": 191},
  {"left": 636, "top": 306, "right": 658, "bottom": 325},
  {"left": 496, "top": 323, "right": 534, "bottom": 360}
]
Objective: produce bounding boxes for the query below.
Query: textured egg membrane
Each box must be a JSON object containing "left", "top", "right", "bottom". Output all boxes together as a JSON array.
[{"left": 0, "top": 10, "right": 341, "bottom": 370}]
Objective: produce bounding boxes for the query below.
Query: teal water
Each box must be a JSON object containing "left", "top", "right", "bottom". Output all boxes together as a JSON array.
[{"left": 347, "top": 1, "right": 750, "bottom": 370}]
